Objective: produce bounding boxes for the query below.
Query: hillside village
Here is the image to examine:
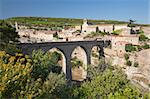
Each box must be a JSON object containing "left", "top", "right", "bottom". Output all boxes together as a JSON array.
[
  {"left": 1, "top": 0, "right": 150, "bottom": 97},
  {"left": 7, "top": 18, "right": 148, "bottom": 92}
]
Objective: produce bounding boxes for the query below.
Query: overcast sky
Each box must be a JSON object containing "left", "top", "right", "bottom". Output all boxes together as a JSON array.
[{"left": 0, "top": 0, "right": 150, "bottom": 24}]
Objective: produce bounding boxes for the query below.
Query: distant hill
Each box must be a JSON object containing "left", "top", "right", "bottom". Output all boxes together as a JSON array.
[
  {"left": 3, "top": 17, "right": 128, "bottom": 27},
  {"left": 1, "top": 17, "right": 149, "bottom": 27}
]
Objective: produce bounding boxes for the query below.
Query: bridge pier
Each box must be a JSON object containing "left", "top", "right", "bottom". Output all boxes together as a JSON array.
[
  {"left": 65, "top": 53, "right": 72, "bottom": 84},
  {"left": 86, "top": 49, "right": 91, "bottom": 65},
  {"left": 99, "top": 46, "right": 105, "bottom": 58},
  {"left": 98, "top": 46, "right": 106, "bottom": 71}
]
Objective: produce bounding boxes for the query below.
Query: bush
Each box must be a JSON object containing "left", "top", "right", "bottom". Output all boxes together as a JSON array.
[
  {"left": 126, "top": 60, "right": 132, "bottom": 66},
  {"left": 92, "top": 52, "right": 99, "bottom": 58},
  {"left": 124, "top": 53, "right": 129, "bottom": 60},
  {"left": 0, "top": 51, "right": 66, "bottom": 98},
  {"left": 125, "top": 44, "right": 137, "bottom": 52},
  {"left": 0, "top": 51, "right": 33, "bottom": 98},
  {"left": 139, "top": 34, "right": 149, "bottom": 41},
  {"left": 76, "top": 66, "right": 142, "bottom": 98},
  {"left": 137, "top": 30, "right": 144, "bottom": 34},
  {"left": 134, "top": 62, "right": 139, "bottom": 67},
  {"left": 137, "top": 45, "right": 142, "bottom": 51},
  {"left": 31, "top": 50, "right": 62, "bottom": 80},
  {"left": 142, "top": 43, "right": 150, "bottom": 49},
  {"left": 71, "top": 57, "right": 83, "bottom": 68},
  {"left": 0, "top": 50, "right": 148, "bottom": 98},
  {"left": 111, "top": 29, "right": 122, "bottom": 35}
]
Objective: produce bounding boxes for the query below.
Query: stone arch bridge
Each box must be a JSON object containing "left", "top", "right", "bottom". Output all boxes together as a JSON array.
[{"left": 18, "top": 40, "right": 111, "bottom": 82}]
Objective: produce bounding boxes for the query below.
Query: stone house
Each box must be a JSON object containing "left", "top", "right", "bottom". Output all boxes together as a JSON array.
[
  {"left": 76, "top": 19, "right": 129, "bottom": 34},
  {"left": 111, "top": 35, "right": 139, "bottom": 55}
]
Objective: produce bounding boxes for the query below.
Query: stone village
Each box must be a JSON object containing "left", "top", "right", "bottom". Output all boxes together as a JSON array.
[{"left": 15, "top": 19, "right": 150, "bottom": 91}]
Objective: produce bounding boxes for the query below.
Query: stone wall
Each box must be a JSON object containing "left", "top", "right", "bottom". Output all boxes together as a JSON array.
[{"left": 111, "top": 35, "right": 139, "bottom": 54}]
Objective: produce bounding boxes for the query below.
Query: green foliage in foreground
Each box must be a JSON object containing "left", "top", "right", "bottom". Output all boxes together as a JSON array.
[
  {"left": 53, "top": 64, "right": 150, "bottom": 98},
  {"left": 0, "top": 50, "right": 149, "bottom": 98},
  {"left": 31, "top": 50, "right": 62, "bottom": 80},
  {"left": 74, "top": 66, "right": 142, "bottom": 98},
  {"left": 0, "top": 50, "right": 66, "bottom": 98}
]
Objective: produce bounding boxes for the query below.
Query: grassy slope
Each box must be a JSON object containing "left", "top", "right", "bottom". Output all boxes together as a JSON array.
[
  {"left": 5, "top": 17, "right": 128, "bottom": 26},
  {"left": 1, "top": 17, "right": 150, "bottom": 27}
]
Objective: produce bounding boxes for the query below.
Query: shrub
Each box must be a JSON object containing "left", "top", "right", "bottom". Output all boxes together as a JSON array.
[
  {"left": 92, "top": 52, "right": 99, "bottom": 58},
  {"left": 111, "top": 29, "right": 122, "bottom": 35},
  {"left": 137, "top": 30, "right": 144, "bottom": 34},
  {"left": 137, "top": 45, "right": 142, "bottom": 51},
  {"left": 139, "top": 34, "right": 149, "bottom": 41},
  {"left": 124, "top": 53, "right": 129, "bottom": 60},
  {"left": 31, "top": 50, "right": 62, "bottom": 80},
  {"left": 126, "top": 60, "right": 132, "bottom": 66},
  {"left": 134, "top": 62, "right": 139, "bottom": 67},
  {"left": 77, "top": 66, "right": 142, "bottom": 98},
  {"left": 0, "top": 51, "right": 33, "bottom": 98},
  {"left": 0, "top": 50, "right": 147, "bottom": 98},
  {"left": 71, "top": 57, "right": 83, "bottom": 68},
  {"left": 0, "top": 51, "right": 66, "bottom": 98},
  {"left": 125, "top": 44, "right": 137, "bottom": 52},
  {"left": 142, "top": 43, "right": 150, "bottom": 49}
]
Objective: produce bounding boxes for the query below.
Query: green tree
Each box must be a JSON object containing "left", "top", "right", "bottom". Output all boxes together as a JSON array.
[
  {"left": 76, "top": 66, "right": 142, "bottom": 98},
  {"left": 31, "top": 50, "right": 62, "bottom": 80},
  {"left": 127, "top": 19, "right": 136, "bottom": 34},
  {"left": 96, "top": 26, "right": 99, "bottom": 33},
  {"left": 21, "top": 72, "right": 66, "bottom": 99},
  {"left": 0, "top": 51, "right": 66, "bottom": 98},
  {"left": 127, "top": 19, "right": 136, "bottom": 28},
  {"left": 0, "top": 20, "right": 20, "bottom": 54}
]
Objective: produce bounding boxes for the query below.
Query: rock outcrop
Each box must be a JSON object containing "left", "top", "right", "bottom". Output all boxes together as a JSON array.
[{"left": 125, "top": 49, "right": 150, "bottom": 92}]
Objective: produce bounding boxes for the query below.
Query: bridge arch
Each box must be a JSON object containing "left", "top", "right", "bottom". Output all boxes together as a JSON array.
[
  {"left": 48, "top": 47, "right": 67, "bottom": 74},
  {"left": 71, "top": 46, "right": 88, "bottom": 81},
  {"left": 71, "top": 46, "right": 88, "bottom": 66}
]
